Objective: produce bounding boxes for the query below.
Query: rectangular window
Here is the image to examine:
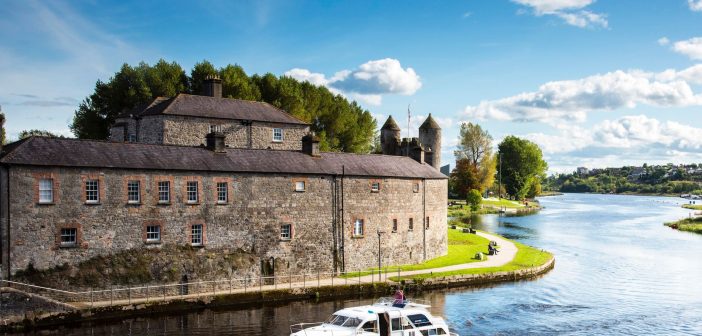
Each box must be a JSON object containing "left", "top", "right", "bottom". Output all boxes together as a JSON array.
[
  {"left": 191, "top": 224, "right": 203, "bottom": 246},
  {"left": 413, "top": 183, "right": 420, "bottom": 193},
  {"left": 146, "top": 225, "right": 161, "bottom": 243},
  {"left": 187, "top": 181, "right": 198, "bottom": 203},
  {"left": 354, "top": 219, "right": 364, "bottom": 236},
  {"left": 425, "top": 216, "right": 430, "bottom": 230},
  {"left": 409, "top": 218, "right": 414, "bottom": 231},
  {"left": 295, "top": 181, "right": 305, "bottom": 192},
  {"left": 60, "top": 228, "right": 77, "bottom": 247},
  {"left": 209, "top": 124, "right": 221, "bottom": 133},
  {"left": 85, "top": 180, "right": 99, "bottom": 203},
  {"left": 272, "top": 128, "right": 283, "bottom": 142},
  {"left": 127, "top": 180, "right": 140, "bottom": 203},
  {"left": 280, "top": 224, "right": 292, "bottom": 240},
  {"left": 371, "top": 182, "right": 380, "bottom": 192},
  {"left": 38, "top": 178, "right": 53, "bottom": 203},
  {"left": 128, "top": 134, "right": 136, "bottom": 142},
  {"left": 158, "top": 181, "right": 170, "bottom": 203},
  {"left": 217, "top": 182, "right": 228, "bottom": 203},
  {"left": 392, "top": 219, "right": 398, "bottom": 233}
]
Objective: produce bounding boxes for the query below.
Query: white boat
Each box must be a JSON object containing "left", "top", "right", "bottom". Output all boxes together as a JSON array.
[{"left": 290, "top": 297, "right": 458, "bottom": 336}]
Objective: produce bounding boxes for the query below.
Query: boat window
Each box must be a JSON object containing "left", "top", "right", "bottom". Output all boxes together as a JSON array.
[
  {"left": 342, "top": 317, "right": 363, "bottom": 328},
  {"left": 403, "top": 317, "right": 414, "bottom": 329},
  {"left": 437, "top": 328, "right": 448, "bottom": 335},
  {"left": 408, "top": 314, "right": 433, "bottom": 328},
  {"left": 391, "top": 318, "right": 401, "bottom": 330},
  {"left": 325, "top": 314, "right": 348, "bottom": 326},
  {"left": 420, "top": 329, "right": 439, "bottom": 336},
  {"left": 361, "top": 320, "right": 377, "bottom": 332}
]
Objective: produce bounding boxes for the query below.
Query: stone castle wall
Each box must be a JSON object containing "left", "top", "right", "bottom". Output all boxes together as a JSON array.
[{"left": 4, "top": 166, "right": 447, "bottom": 285}]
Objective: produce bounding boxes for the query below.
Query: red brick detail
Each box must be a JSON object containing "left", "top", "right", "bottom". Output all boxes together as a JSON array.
[
  {"left": 152, "top": 175, "right": 175, "bottom": 205},
  {"left": 369, "top": 179, "right": 382, "bottom": 193},
  {"left": 212, "top": 177, "right": 233, "bottom": 204},
  {"left": 291, "top": 177, "right": 308, "bottom": 192},
  {"left": 32, "top": 172, "right": 60, "bottom": 205},
  {"left": 123, "top": 175, "right": 146, "bottom": 205},
  {"left": 350, "top": 216, "right": 365, "bottom": 238},
  {"left": 187, "top": 220, "right": 206, "bottom": 246},
  {"left": 54, "top": 221, "right": 84, "bottom": 249},
  {"left": 142, "top": 220, "right": 165, "bottom": 244},
  {"left": 182, "top": 176, "right": 203, "bottom": 205},
  {"left": 80, "top": 173, "right": 105, "bottom": 204}
]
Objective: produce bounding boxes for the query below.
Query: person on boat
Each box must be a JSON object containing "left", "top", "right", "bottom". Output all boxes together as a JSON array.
[{"left": 393, "top": 288, "right": 405, "bottom": 305}]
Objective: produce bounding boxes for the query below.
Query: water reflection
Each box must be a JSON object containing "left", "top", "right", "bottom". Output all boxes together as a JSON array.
[{"left": 6, "top": 194, "right": 702, "bottom": 335}]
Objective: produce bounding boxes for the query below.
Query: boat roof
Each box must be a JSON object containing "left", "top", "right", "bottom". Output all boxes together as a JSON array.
[{"left": 332, "top": 300, "right": 432, "bottom": 319}]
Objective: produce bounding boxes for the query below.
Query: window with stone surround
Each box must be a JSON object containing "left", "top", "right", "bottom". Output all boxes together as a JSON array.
[
  {"left": 272, "top": 128, "right": 283, "bottom": 142},
  {"left": 392, "top": 219, "right": 398, "bottom": 233},
  {"left": 280, "top": 224, "right": 292, "bottom": 240},
  {"left": 127, "top": 180, "right": 140, "bottom": 203},
  {"left": 408, "top": 218, "right": 414, "bottom": 231},
  {"left": 38, "top": 178, "right": 53, "bottom": 203},
  {"left": 217, "top": 182, "right": 228, "bottom": 203},
  {"left": 187, "top": 181, "right": 199, "bottom": 203},
  {"left": 158, "top": 181, "right": 170, "bottom": 203},
  {"left": 353, "top": 219, "right": 364, "bottom": 237},
  {"left": 146, "top": 225, "right": 161, "bottom": 243},
  {"left": 295, "top": 181, "right": 305, "bottom": 192},
  {"left": 413, "top": 183, "right": 420, "bottom": 193},
  {"left": 60, "top": 228, "right": 77, "bottom": 247},
  {"left": 85, "top": 180, "right": 99, "bottom": 203},
  {"left": 191, "top": 224, "right": 204, "bottom": 246},
  {"left": 371, "top": 182, "right": 381, "bottom": 192}
]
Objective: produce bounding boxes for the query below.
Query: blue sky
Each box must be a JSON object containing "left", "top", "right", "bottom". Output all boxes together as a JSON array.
[{"left": 1, "top": 0, "right": 702, "bottom": 172}]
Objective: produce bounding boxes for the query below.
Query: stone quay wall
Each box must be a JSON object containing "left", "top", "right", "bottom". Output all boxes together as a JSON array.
[{"left": 2, "top": 165, "right": 447, "bottom": 287}]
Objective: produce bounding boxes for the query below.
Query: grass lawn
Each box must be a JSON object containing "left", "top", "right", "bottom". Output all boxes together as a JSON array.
[
  {"left": 665, "top": 216, "right": 702, "bottom": 234},
  {"left": 390, "top": 242, "right": 553, "bottom": 281},
  {"left": 341, "top": 229, "right": 490, "bottom": 278},
  {"left": 682, "top": 204, "right": 702, "bottom": 210},
  {"left": 448, "top": 198, "right": 540, "bottom": 218}
]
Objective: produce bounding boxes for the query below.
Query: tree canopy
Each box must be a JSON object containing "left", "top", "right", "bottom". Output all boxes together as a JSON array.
[
  {"left": 497, "top": 136, "right": 548, "bottom": 199},
  {"left": 450, "top": 123, "right": 496, "bottom": 197},
  {"left": 70, "top": 59, "right": 377, "bottom": 153},
  {"left": 19, "top": 129, "right": 62, "bottom": 139}
]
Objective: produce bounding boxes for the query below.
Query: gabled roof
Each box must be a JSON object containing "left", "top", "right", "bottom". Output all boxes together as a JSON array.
[
  {"left": 119, "top": 94, "right": 309, "bottom": 125},
  {"left": 0, "top": 137, "right": 446, "bottom": 179}
]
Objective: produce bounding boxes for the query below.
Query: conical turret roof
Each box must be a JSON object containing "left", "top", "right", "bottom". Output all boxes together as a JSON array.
[
  {"left": 419, "top": 113, "right": 441, "bottom": 129},
  {"left": 381, "top": 115, "right": 401, "bottom": 130}
]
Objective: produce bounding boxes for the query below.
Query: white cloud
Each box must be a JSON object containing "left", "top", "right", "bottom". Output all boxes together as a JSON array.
[
  {"left": 284, "top": 58, "right": 422, "bottom": 106},
  {"left": 512, "top": 0, "right": 607, "bottom": 28},
  {"left": 463, "top": 65, "right": 702, "bottom": 123},
  {"left": 657, "top": 37, "right": 670, "bottom": 46},
  {"left": 671, "top": 37, "right": 702, "bottom": 60},
  {"left": 689, "top": 0, "right": 702, "bottom": 12}
]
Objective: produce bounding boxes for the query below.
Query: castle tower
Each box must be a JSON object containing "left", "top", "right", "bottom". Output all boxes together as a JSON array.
[
  {"left": 419, "top": 113, "right": 441, "bottom": 170},
  {"left": 380, "top": 116, "right": 401, "bottom": 155}
]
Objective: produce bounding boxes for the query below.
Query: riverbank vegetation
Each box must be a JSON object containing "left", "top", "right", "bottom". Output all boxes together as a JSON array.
[
  {"left": 682, "top": 204, "right": 702, "bottom": 210},
  {"left": 390, "top": 242, "right": 552, "bottom": 281},
  {"left": 665, "top": 217, "right": 702, "bottom": 234}
]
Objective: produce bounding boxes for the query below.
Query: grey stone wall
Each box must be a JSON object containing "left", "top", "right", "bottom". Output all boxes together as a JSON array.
[{"left": 5, "top": 166, "right": 447, "bottom": 286}]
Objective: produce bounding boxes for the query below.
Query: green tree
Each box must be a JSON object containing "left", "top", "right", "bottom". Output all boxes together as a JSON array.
[
  {"left": 450, "top": 158, "right": 481, "bottom": 199},
  {"left": 497, "top": 136, "right": 548, "bottom": 199},
  {"left": 19, "top": 129, "right": 61, "bottom": 139},
  {"left": 0, "top": 109, "right": 5, "bottom": 145},
  {"left": 454, "top": 123, "right": 497, "bottom": 193},
  {"left": 467, "top": 189, "right": 482, "bottom": 211}
]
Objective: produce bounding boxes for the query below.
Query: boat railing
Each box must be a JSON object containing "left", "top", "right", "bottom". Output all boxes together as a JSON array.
[
  {"left": 290, "top": 322, "right": 368, "bottom": 335},
  {"left": 290, "top": 322, "right": 323, "bottom": 334},
  {"left": 374, "top": 296, "right": 431, "bottom": 307}
]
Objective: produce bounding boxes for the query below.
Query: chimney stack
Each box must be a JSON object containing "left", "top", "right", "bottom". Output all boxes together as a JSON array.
[
  {"left": 205, "top": 131, "right": 226, "bottom": 153},
  {"left": 302, "top": 132, "right": 321, "bottom": 157},
  {"left": 203, "top": 75, "right": 223, "bottom": 98}
]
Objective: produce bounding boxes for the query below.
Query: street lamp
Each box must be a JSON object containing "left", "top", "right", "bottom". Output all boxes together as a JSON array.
[{"left": 377, "top": 229, "right": 385, "bottom": 280}]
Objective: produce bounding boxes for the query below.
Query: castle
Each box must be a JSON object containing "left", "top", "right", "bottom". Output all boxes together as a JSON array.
[{"left": 0, "top": 78, "right": 447, "bottom": 286}]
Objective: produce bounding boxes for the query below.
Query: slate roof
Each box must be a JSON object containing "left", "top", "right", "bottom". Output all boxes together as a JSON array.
[
  {"left": 419, "top": 113, "right": 441, "bottom": 129},
  {"left": 381, "top": 116, "right": 401, "bottom": 130},
  {"left": 119, "top": 94, "right": 309, "bottom": 125},
  {"left": 0, "top": 137, "right": 446, "bottom": 179}
]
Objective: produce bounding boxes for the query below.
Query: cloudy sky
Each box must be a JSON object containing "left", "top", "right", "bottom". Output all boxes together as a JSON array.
[{"left": 1, "top": 0, "right": 701, "bottom": 172}]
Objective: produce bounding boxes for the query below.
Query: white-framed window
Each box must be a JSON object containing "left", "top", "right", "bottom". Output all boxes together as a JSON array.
[
  {"left": 392, "top": 219, "right": 398, "bottom": 233},
  {"left": 353, "top": 219, "right": 364, "bottom": 236},
  {"left": 371, "top": 182, "right": 380, "bottom": 192},
  {"left": 187, "top": 181, "right": 198, "bottom": 203},
  {"left": 127, "top": 180, "right": 140, "bottom": 203},
  {"left": 158, "top": 181, "right": 170, "bottom": 203},
  {"left": 295, "top": 181, "right": 305, "bottom": 192},
  {"left": 217, "top": 182, "right": 228, "bottom": 203},
  {"left": 272, "top": 128, "right": 283, "bottom": 142},
  {"left": 85, "top": 180, "right": 99, "bottom": 203},
  {"left": 191, "top": 224, "right": 203, "bottom": 246},
  {"left": 60, "top": 228, "right": 77, "bottom": 247},
  {"left": 146, "top": 225, "right": 161, "bottom": 243},
  {"left": 209, "top": 124, "right": 221, "bottom": 133},
  {"left": 38, "top": 178, "right": 53, "bottom": 203},
  {"left": 280, "top": 224, "right": 292, "bottom": 240},
  {"left": 408, "top": 218, "right": 414, "bottom": 231}
]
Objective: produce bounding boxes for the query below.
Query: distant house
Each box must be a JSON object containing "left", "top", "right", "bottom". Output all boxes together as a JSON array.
[
  {"left": 628, "top": 167, "right": 646, "bottom": 181},
  {"left": 576, "top": 167, "right": 589, "bottom": 176}
]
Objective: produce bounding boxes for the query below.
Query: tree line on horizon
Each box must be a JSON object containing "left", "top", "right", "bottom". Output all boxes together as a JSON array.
[{"left": 68, "top": 59, "right": 377, "bottom": 153}]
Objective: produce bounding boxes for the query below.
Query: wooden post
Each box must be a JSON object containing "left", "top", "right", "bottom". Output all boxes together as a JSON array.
[
  {"left": 317, "top": 269, "right": 320, "bottom": 288},
  {"left": 289, "top": 272, "right": 292, "bottom": 290},
  {"left": 244, "top": 275, "right": 247, "bottom": 293}
]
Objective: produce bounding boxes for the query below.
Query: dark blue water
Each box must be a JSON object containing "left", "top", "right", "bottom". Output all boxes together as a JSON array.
[{"left": 9, "top": 194, "right": 702, "bottom": 335}]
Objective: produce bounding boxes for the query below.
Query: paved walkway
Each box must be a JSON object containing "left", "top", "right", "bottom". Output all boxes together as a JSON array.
[{"left": 72, "top": 231, "right": 517, "bottom": 308}]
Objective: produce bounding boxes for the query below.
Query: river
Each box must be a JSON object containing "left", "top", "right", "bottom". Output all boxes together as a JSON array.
[{"left": 9, "top": 193, "right": 702, "bottom": 335}]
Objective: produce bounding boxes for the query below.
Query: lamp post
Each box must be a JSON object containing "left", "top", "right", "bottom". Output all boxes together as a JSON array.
[
  {"left": 499, "top": 152, "right": 502, "bottom": 199},
  {"left": 377, "top": 229, "right": 385, "bottom": 280}
]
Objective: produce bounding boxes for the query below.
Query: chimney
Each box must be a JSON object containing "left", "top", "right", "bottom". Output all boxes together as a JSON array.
[
  {"left": 205, "top": 131, "right": 226, "bottom": 153},
  {"left": 302, "top": 132, "right": 321, "bottom": 157},
  {"left": 203, "top": 75, "right": 222, "bottom": 98}
]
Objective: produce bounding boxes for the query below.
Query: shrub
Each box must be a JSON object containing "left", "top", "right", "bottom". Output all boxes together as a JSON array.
[{"left": 467, "top": 189, "right": 482, "bottom": 211}]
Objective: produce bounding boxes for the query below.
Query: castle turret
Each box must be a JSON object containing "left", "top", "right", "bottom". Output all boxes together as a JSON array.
[
  {"left": 419, "top": 113, "right": 441, "bottom": 170},
  {"left": 380, "top": 116, "right": 401, "bottom": 155}
]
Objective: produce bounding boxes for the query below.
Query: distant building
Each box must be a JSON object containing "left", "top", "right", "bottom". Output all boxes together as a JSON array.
[
  {"left": 440, "top": 164, "right": 450, "bottom": 177},
  {"left": 576, "top": 167, "right": 589, "bottom": 176},
  {"left": 628, "top": 167, "right": 646, "bottom": 181}
]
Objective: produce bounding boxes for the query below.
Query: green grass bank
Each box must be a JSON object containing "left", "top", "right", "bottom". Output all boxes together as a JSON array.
[{"left": 665, "top": 216, "right": 702, "bottom": 234}]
